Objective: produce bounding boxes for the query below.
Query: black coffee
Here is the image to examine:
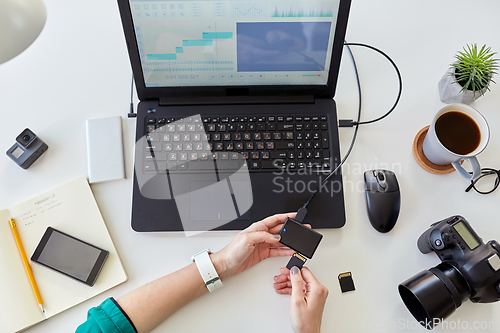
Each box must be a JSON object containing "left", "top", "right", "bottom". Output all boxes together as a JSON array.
[{"left": 435, "top": 111, "right": 481, "bottom": 155}]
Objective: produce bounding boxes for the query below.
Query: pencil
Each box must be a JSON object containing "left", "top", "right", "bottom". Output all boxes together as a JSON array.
[{"left": 9, "top": 218, "right": 45, "bottom": 313}]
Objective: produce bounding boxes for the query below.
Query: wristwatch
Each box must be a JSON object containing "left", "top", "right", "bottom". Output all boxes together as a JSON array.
[{"left": 191, "top": 249, "right": 223, "bottom": 292}]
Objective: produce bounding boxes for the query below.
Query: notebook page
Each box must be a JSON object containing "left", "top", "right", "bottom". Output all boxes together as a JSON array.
[
  {"left": 0, "top": 209, "right": 45, "bottom": 332},
  {"left": 8, "top": 177, "right": 127, "bottom": 319}
]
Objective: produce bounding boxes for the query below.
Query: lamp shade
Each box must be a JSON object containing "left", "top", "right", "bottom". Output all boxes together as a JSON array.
[{"left": 0, "top": 0, "right": 47, "bottom": 64}]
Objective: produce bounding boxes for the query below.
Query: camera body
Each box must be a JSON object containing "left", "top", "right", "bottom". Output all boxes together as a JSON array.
[
  {"left": 6, "top": 129, "right": 48, "bottom": 169},
  {"left": 399, "top": 215, "right": 500, "bottom": 329},
  {"left": 417, "top": 215, "right": 500, "bottom": 303}
]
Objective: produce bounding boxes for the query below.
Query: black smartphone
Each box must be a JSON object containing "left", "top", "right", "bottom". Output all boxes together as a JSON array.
[
  {"left": 31, "top": 227, "right": 109, "bottom": 286},
  {"left": 279, "top": 218, "right": 323, "bottom": 259}
]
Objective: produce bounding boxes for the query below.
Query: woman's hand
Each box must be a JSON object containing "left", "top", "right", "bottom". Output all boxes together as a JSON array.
[
  {"left": 274, "top": 266, "right": 329, "bottom": 333},
  {"left": 210, "top": 213, "right": 298, "bottom": 280},
  {"left": 115, "top": 213, "right": 302, "bottom": 333}
]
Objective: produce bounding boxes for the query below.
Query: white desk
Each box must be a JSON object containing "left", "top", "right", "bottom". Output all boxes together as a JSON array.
[{"left": 2, "top": 0, "right": 500, "bottom": 332}]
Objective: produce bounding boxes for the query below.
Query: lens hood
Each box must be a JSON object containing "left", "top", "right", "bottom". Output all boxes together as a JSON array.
[{"left": 398, "top": 262, "right": 470, "bottom": 329}]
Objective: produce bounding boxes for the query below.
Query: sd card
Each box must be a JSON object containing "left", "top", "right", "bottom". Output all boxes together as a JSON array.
[{"left": 338, "top": 272, "right": 355, "bottom": 293}]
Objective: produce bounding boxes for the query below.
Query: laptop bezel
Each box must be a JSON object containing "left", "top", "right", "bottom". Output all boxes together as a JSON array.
[{"left": 117, "top": 0, "right": 351, "bottom": 101}]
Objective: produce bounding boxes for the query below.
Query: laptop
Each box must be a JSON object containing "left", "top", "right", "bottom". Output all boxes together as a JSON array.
[{"left": 117, "top": 0, "right": 351, "bottom": 232}]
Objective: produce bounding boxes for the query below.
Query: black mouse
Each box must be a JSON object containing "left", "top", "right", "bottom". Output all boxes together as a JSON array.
[{"left": 364, "top": 169, "right": 401, "bottom": 233}]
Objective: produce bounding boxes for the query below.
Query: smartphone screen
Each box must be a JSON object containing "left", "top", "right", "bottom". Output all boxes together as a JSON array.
[
  {"left": 279, "top": 218, "right": 323, "bottom": 259},
  {"left": 31, "top": 227, "right": 109, "bottom": 286}
]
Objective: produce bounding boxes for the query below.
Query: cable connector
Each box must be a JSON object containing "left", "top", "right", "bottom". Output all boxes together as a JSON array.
[
  {"left": 128, "top": 103, "right": 137, "bottom": 118},
  {"left": 128, "top": 73, "right": 137, "bottom": 118},
  {"left": 295, "top": 206, "right": 308, "bottom": 223},
  {"left": 338, "top": 119, "right": 355, "bottom": 127}
]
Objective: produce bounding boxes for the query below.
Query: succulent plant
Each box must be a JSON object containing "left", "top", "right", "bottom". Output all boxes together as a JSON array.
[{"left": 450, "top": 44, "right": 498, "bottom": 98}]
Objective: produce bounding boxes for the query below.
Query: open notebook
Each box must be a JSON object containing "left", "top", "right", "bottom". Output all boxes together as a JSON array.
[{"left": 0, "top": 177, "right": 127, "bottom": 332}]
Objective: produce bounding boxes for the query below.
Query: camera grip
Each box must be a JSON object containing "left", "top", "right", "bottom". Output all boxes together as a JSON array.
[{"left": 417, "top": 228, "right": 442, "bottom": 254}]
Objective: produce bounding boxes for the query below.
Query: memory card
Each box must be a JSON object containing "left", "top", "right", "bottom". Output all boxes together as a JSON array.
[
  {"left": 338, "top": 272, "right": 355, "bottom": 293},
  {"left": 286, "top": 253, "right": 307, "bottom": 270}
]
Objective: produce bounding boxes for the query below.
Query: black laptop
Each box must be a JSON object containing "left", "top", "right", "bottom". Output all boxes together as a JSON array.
[{"left": 117, "top": 0, "right": 351, "bottom": 232}]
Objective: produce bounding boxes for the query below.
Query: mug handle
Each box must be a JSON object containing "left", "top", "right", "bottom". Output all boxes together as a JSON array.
[{"left": 452, "top": 157, "right": 481, "bottom": 180}]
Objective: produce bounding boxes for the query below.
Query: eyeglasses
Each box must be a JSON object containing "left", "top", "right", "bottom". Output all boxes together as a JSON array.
[{"left": 465, "top": 168, "right": 500, "bottom": 194}]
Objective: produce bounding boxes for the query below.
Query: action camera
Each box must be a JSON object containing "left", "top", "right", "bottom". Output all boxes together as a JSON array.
[{"left": 6, "top": 128, "right": 48, "bottom": 169}]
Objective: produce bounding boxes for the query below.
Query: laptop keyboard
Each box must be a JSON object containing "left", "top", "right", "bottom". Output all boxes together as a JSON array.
[{"left": 143, "top": 115, "right": 332, "bottom": 172}]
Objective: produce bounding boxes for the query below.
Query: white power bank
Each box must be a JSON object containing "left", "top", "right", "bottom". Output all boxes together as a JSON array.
[{"left": 86, "top": 116, "right": 126, "bottom": 184}]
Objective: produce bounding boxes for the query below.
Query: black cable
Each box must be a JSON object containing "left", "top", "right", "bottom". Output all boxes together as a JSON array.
[
  {"left": 342, "top": 42, "right": 402, "bottom": 126},
  {"left": 302, "top": 43, "right": 362, "bottom": 212},
  {"left": 128, "top": 73, "right": 137, "bottom": 118},
  {"left": 302, "top": 42, "right": 402, "bottom": 214}
]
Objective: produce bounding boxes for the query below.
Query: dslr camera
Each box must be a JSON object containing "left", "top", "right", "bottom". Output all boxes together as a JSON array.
[
  {"left": 399, "top": 216, "right": 500, "bottom": 329},
  {"left": 6, "top": 128, "right": 48, "bottom": 169}
]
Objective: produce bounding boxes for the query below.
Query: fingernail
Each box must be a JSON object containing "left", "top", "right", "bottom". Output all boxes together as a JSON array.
[
  {"left": 274, "top": 235, "right": 280, "bottom": 240},
  {"left": 291, "top": 266, "right": 299, "bottom": 275}
]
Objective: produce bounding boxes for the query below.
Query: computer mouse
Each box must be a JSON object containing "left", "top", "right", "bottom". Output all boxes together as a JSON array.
[{"left": 364, "top": 169, "right": 401, "bottom": 233}]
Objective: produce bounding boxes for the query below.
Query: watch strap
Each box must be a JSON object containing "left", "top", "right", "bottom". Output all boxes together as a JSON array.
[{"left": 192, "top": 249, "right": 223, "bottom": 292}]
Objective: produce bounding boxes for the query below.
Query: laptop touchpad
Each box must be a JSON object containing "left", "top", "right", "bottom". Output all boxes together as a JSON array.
[{"left": 189, "top": 180, "right": 250, "bottom": 221}]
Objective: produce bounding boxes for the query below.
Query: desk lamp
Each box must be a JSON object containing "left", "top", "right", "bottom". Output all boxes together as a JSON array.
[{"left": 0, "top": 0, "right": 46, "bottom": 64}]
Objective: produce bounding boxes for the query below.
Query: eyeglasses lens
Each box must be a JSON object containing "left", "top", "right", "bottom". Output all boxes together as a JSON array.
[{"left": 473, "top": 170, "right": 500, "bottom": 194}]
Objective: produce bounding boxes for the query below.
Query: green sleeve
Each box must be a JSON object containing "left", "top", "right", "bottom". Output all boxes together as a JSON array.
[{"left": 76, "top": 298, "right": 137, "bottom": 333}]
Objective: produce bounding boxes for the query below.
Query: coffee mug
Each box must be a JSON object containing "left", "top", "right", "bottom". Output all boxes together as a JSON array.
[{"left": 423, "top": 103, "right": 490, "bottom": 180}]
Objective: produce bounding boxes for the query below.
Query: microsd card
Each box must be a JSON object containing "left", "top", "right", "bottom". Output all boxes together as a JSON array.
[{"left": 286, "top": 253, "right": 307, "bottom": 270}]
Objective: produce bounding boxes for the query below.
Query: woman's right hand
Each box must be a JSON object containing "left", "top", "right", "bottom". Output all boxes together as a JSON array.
[{"left": 274, "top": 266, "right": 329, "bottom": 333}]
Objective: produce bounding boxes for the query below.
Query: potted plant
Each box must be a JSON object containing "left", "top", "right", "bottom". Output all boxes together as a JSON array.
[{"left": 439, "top": 44, "right": 498, "bottom": 104}]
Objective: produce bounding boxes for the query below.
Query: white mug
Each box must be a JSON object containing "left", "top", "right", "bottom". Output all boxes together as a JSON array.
[{"left": 423, "top": 103, "right": 490, "bottom": 180}]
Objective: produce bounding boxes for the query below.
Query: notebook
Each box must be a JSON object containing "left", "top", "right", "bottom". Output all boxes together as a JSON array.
[
  {"left": 0, "top": 177, "right": 127, "bottom": 333},
  {"left": 117, "top": 0, "right": 351, "bottom": 232}
]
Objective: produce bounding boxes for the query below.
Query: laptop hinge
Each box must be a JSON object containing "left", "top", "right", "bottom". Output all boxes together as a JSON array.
[{"left": 158, "top": 95, "right": 315, "bottom": 106}]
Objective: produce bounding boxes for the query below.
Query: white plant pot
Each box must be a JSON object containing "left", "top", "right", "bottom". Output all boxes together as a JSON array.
[{"left": 438, "top": 70, "right": 487, "bottom": 105}]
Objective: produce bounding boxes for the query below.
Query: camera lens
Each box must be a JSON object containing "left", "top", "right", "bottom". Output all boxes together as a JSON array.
[
  {"left": 16, "top": 129, "right": 36, "bottom": 147},
  {"left": 398, "top": 262, "right": 470, "bottom": 329}
]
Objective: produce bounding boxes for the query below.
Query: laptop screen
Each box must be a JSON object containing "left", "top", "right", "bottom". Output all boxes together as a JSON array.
[{"left": 128, "top": 0, "right": 342, "bottom": 88}]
